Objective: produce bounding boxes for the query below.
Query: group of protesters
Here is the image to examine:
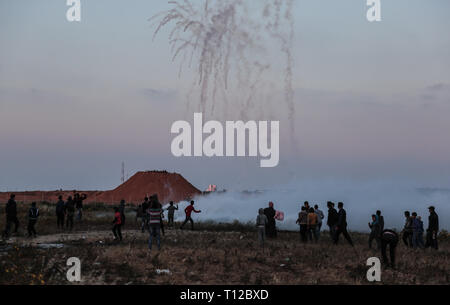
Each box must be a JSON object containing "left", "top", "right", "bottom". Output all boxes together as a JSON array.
[
  {"left": 255, "top": 200, "right": 440, "bottom": 268},
  {"left": 1, "top": 192, "right": 87, "bottom": 239},
  {"left": 0, "top": 192, "right": 442, "bottom": 264}
]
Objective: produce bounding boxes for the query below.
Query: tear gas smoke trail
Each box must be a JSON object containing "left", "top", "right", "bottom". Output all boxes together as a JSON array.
[
  {"left": 150, "top": 0, "right": 296, "bottom": 141},
  {"left": 170, "top": 180, "right": 450, "bottom": 232}
]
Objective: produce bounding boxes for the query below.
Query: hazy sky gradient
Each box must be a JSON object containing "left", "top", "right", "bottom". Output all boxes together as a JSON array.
[{"left": 1, "top": 0, "right": 450, "bottom": 192}]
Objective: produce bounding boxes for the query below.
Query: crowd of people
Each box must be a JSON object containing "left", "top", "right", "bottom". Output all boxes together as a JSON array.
[
  {"left": 0, "top": 192, "right": 442, "bottom": 264},
  {"left": 256, "top": 200, "right": 440, "bottom": 268}
]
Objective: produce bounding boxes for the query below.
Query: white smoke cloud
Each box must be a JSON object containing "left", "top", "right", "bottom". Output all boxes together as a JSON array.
[{"left": 174, "top": 179, "right": 450, "bottom": 232}]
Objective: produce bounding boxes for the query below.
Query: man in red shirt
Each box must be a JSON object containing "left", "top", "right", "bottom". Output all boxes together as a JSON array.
[
  {"left": 112, "top": 207, "right": 123, "bottom": 241},
  {"left": 180, "top": 201, "right": 201, "bottom": 230}
]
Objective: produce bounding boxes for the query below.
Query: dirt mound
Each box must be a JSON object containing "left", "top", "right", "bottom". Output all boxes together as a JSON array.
[
  {"left": 0, "top": 171, "right": 201, "bottom": 205},
  {"left": 97, "top": 171, "right": 201, "bottom": 204}
]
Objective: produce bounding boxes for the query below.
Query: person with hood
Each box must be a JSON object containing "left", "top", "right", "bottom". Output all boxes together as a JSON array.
[
  {"left": 334, "top": 202, "right": 354, "bottom": 246},
  {"left": 141, "top": 197, "right": 150, "bottom": 233},
  {"left": 256, "top": 208, "right": 268, "bottom": 247},
  {"left": 119, "top": 200, "right": 126, "bottom": 227},
  {"left": 148, "top": 199, "right": 163, "bottom": 250},
  {"left": 112, "top": 207, "right": 123, "bottom": 241},
  {"left": 402, "top": 211, "right": 413, "bottom": 248},
  {"left": 412, "top": 213, "right": 425, "bottom": 249},
  {"left": 180, "top": 201, "right": 201, "bottom": 230},
  {"left": 314, "top": 204, "right": 324, "bottom": 240},
  {"left": 27, "top": 202, "right": 39, "bottom": 238},
  {"left": 296, "top": 206, "right": 308, "bottom": 243},
  {"left": 327, "top": 201, "right": 338, "bottom": 241},
  {"left": 65, "top": 196, "right": 75, "bottom": 231},
  {"left": 368, "top": 214, "right": 381, "bottom": 250},
  {"left": 166, "top": 201, "right": 178, "bottom": 228},
  {"left": 264, "top": 202, "right": 277, "bottom": 238},
  {"left": 380, "top": 229, "right": 399, "bottom": 269},
  {"left": 425, "top": 206, "right": 439, "bottom": 250},
  {"left": 3, "top": 194, "right": 19, "bottom": 239}
]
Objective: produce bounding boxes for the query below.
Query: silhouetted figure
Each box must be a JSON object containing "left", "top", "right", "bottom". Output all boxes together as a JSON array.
[
  {"left": 119, "top": 200, "right": 126, "bottom": 227},
  {"left": 141, "top": 197, "right": 150, "bottom": 232},
  {"left": 56, "top": 196, "right": 66, "bottom": 229},
  {"left": 264, "top": 202, "right": 277, "bottom": 238},
  {"left": 425, "top": 206, "right": 439, "bottom": 250},
  {"left": 314, "top": 204, "right": 324, "bottom": 240},
  {"left": 150, "top": 195, "right": 165, "bottom": 236},
  {"left": 166, "top": 201, "right": 178, "bottom": 227},
  {"left": 303, "top": 201, "right": 310, "bottom": 210},
  {"left": 112, "top": 207, "right": 122, "bottom": 241},
  {"left": 333, "top": 202, "right": 354, "bottom": 246},
  {"left": 412, "top": 213, "right": 425, "bottom": 249},
  {"left": 136, "top": 204, "right": 143, "bottom": 227},
  {"left": 148, "top": 200, "right": 162, "bottom": 250},
  {"left": 381, "top": 229, "right": 399, "bottom": 269},
  {"left": 368, "top": 214, "right": 381, "bottom": 250},
  {"left": 27, "top": 202, "right": 39, "bottom": 238},
  {"left": 307, "top": 208, "right": 318, "bottom": 242},
  {"left": 296, "top": 206, "right": 308, "bottom": 243},
  {"left": 402, "top": 211, "right": 413, "bottom": 248},
  {"left": 74, "top": 193, "right": 87, "bottom": 222},
  {"left": 376, "top": 210, "right": 384, "bottom": 231},
  {"left": 326, "top": 201, "right": 338, "bottom": 241},
  {"left": 2, "top": 194, "right": 19, "bottom": 239},
  {"left": 256, "top": 208, "right": 268, "bottom": 247},
  {"left": 180, "top": 200, "right": 201, "bottom": 230},
  {"left": 65, "top": 196, "right": 75, "bottom": 231}
]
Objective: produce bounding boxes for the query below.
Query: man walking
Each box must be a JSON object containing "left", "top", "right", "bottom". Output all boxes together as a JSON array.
[
  {"left": 2, "top": 194, "right": 19, "bottom": 239},
  {"left": 334, "top": 202, "right": 354, "bottom": 246}
]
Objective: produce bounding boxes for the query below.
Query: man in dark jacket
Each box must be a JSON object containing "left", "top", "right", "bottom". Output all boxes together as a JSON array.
[
  {"left": 327, "top": 201, "right": 338, "bottom": 241},
  {"left": 380, "top": 229, "right": 399, "bottom": 269},
  {"left": 65, "top": 196, "right": 75, "bottom": 231},
  {"left": 402, "top": 211, "right": 413, "bottom": 248},
  {"left": 425, "top": 206, "right": 439, "bottom": 250},
  {"left": 56, "top": 196, "right": 66, "bottom": 229},
  {"left": 264, "top": 202, "right": 277, "bottom": 238},
  {"left": 141, "top": 197, "right": 150, "bottom": 232},
  {"left": 2, "top": 194, "right": 19, "bottom": 239},
  {"left": 27, "top": 202, "right": 39, "bottom": 238},
  {"left": 376, "top": 210, "right": 384, "bottom": 231},
  {"left": 333, "top": 202, "right": 354, "bottom": 246}
]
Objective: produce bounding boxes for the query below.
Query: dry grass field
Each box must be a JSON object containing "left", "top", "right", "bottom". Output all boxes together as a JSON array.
[{"left": 0, "top": 203, "right": 448, "bottom": 285}]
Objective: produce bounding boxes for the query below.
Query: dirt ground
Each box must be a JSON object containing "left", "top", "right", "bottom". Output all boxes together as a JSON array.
[{"left": 0, "top": 203, "right": 449, "bottom": 285}]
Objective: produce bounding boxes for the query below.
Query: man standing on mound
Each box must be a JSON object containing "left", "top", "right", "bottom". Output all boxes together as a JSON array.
[{"left": 180, "top": 201, "right": 201, "bottom": 230}]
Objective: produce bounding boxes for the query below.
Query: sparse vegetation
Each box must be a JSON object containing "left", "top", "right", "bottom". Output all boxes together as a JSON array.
[{"left": 0, "top": 202, "right": 448, "bottom": 285}]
